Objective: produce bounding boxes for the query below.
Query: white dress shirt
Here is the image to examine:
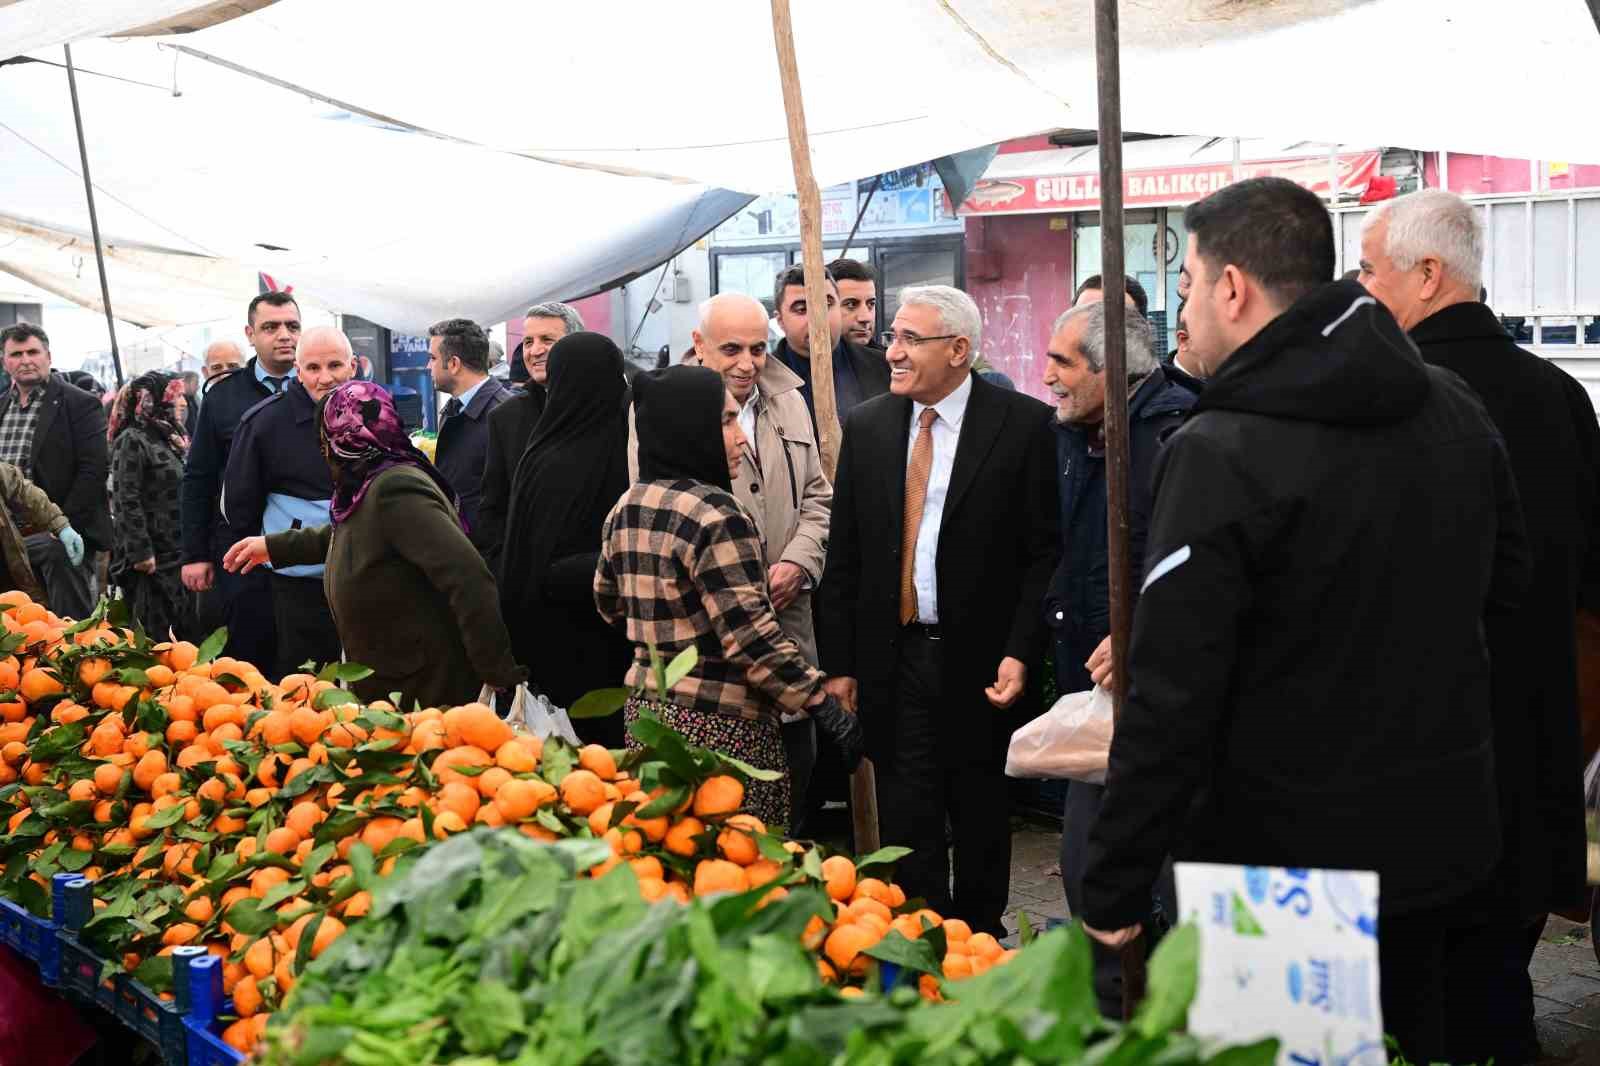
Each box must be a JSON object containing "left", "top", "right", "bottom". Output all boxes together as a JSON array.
[
  {"left": 738, "top": 386, "right": 761, "bottom": 456},
  {"left": 906, "top": 373, "right": 972, "bottom": 623}
]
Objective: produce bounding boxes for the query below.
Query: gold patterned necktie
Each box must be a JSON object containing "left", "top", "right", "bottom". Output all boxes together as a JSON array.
[{"left": 899, "top": 407, "right": 939, "bottom": 625}]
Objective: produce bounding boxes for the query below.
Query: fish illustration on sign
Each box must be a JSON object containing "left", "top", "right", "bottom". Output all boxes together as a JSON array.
[{"left": 964, "top": 180, "right": 1026, "bottom": 209}]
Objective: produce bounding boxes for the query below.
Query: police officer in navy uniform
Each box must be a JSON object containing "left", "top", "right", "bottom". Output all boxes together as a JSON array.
[
  {"left": 181, "top": 293, "right": 299, "bottom": 660},
  {"left": 221, "top": 325, "right": 355, "bottom": 678}
]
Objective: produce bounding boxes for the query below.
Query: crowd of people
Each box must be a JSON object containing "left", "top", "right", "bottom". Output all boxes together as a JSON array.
[{"left": 0, "top": 176, "right": 1594, "bottom": 1062}]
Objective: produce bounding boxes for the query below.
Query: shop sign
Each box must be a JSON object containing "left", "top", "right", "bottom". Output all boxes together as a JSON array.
[
  {"left": 1175, "top": 862, "right": 1384, "bottom": 1066},
  {"left": 958, "top": 152, "right": 1381, "bottom": 214}
]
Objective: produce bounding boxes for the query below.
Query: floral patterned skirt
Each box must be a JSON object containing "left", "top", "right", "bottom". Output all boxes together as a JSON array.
[{"left": 623, "top": 697, "right": 790, "bottom": 830}]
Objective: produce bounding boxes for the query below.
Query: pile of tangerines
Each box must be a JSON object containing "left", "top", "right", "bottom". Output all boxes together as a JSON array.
[{"left": 0, "top": 592, "right": 1015, "bottom": 1058}]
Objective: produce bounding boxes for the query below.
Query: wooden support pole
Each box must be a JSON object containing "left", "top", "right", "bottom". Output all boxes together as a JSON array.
[
  {"left": 770, "top": 0, "right": 879, "bottom": 853},
  {"left": 1092, "top": 0, "right": 1148, "bottom": 1019}
]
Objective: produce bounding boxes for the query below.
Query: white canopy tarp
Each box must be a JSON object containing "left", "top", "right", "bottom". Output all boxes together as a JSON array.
[
  {"left": 59, "top": 0, "right": 1600, "bottom": 193},
  {"left": 5, "top": 0, "right": 1598, "bottom": 331},
  {"left": 0, "top": 42, "right": 750, "bottom": 331}
]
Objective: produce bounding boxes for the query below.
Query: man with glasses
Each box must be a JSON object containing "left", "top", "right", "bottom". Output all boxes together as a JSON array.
[
  {"left": 771, "top": 265, "right": 889, "bottom": 431},
  {"left": 820, "top": 284, "right": 1059, "bottom": 935}
]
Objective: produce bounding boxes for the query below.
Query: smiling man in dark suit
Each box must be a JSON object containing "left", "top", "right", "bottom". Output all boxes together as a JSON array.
[{"left": 819, "top": 284, "right": 1059, "bottom": 935}]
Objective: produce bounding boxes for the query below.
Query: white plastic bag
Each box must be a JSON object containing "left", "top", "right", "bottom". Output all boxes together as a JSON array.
[
  {"left": 1004, "top": 685, "right": 1114, "bottom": 783},
  {"left": 478, "top": 684, "right": 582, "bottom": 746}
]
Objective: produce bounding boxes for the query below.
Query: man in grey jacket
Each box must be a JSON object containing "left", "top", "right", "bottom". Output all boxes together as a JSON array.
[{"left": 633, "top": 292, "right": 832, "bottom": 825}]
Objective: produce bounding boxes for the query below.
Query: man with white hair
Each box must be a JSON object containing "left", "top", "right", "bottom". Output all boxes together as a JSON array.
[
  {"left": 1039, "top": 299, "right": 1195, "bottom": 1017},
  {"left": 1362, "top": 188, "right": 1600, "bottom": 1066},
  {"left": 221, "top": 325, "right": 355, "bottom": 676},
  {"left": 201, "top": 340, "right": 244, "bottom": 386},
  {"left": 820, "top": 284, "right": 1059, "bottom": 935},
  {"left": 673, "top": 292, "right": 832, "bottom": 827}
]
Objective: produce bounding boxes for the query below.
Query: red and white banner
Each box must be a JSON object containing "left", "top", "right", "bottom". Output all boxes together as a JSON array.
[{"left": 958, "top": 151, "right": 1382, "bottom": 215}]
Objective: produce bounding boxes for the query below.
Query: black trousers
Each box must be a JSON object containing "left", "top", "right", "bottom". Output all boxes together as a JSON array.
[
  {"left": 219, "top": 565, "right": 276, "bottom": 672},
  {"left": 1378, "top": 907, "right": 1451, "bottom": 1065},
  {"left": 875, "top": 630, "right": 1011, "bottom": 936},
  {"left": 1443, "top": 912, "right": 1546, "bottom": 1065},
  {"left": 24, "top": 533, "right": 91, "bottom": 618},
  {"left": 1062, "top": 780, "right": 1177, "bottom": 1018},
  {"left": 781, "top": 717, "right": 817, "bottom": 836},
  {"left": 267, "top": 573, "right": 341, "bottom": 679}
]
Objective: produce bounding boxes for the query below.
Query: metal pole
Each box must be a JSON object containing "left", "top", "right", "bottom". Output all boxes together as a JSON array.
[
  {"left": 63, "top": 44, "right": 124, "bottom": 388},
  {"left": 841, "top": 174, "right": 884, "bottom": 258},
  {"left": 770, "top": 0, "right": 880, "bottom": 854},
  {"left": 1092, "top": 0, "right": 1147, "bottom": 1020}
]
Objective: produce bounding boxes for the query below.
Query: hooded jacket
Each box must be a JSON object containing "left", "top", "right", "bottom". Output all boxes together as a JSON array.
[{"left": 1083, "top": 281, "right": 1531, "bottom": 930}]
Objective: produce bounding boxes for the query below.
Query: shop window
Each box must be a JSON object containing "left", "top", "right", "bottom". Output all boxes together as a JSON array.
[{"left": 716, "top": 251, "right": 789, "bottom": 313}]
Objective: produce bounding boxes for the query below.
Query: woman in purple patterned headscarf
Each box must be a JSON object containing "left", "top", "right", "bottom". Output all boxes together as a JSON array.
[
  {"left": 318, "top": 379, "right": 462, "bottom": 528},
  {"left": 223, "top": 380, "right": 522, "bottom": 708}
]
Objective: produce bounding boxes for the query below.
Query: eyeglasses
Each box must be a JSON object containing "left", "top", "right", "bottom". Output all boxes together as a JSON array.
[{"left": 879, "top": 331, "right": 958, "bottom": 349}]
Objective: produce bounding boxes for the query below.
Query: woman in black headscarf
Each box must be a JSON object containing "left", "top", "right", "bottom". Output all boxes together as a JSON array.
[
  {"left": 594, "top": 365, "right": 861, "bottom": 827},
  {"left": 500, "top": 333, "right": 634, "bottom": 746}
]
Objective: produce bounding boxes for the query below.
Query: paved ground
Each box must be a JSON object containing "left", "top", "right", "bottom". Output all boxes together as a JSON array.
[{"left": 1004, "top": 821, "right": 1600, "bottom": 1063}]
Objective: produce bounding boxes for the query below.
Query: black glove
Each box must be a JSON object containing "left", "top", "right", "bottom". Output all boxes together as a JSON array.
[{"left": 811, "top": 693, "right": 865, "bottom": 773}]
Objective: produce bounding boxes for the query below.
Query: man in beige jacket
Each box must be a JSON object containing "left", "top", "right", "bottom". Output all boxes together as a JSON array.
[{"left": 630, "top": 292, "right": 832, "bottom": 824}]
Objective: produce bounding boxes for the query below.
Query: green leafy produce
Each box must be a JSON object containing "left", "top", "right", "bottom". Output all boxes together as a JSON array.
[{"left": 261, "top": 829, "right": 1277, "bottom": 1066}]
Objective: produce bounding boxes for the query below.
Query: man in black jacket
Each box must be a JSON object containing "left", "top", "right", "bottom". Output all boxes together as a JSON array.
[
  {"left": 1360, "top": 188, "right": 1600, "bottom": 1065},
  {"left": 820, "top": 284, "right": 1059, "bottom": 936},
  {"left": 182, "top": 293, "right": 298, "bottom": 664},
  {"left": 222, "top": 326, "right": 353, "bottom": 677},
  {"left": 1082, "top": 178, "right": 1529, "bottom": 1063},
  {"left": 478, "top": 301, "right": 583, "bottom": 571},
  {"left": 770, "top": 265, "right": 890, "bottom": 430},
  {"left": 0, "top": 324, "right": 104, "bottom": 616},
  {"left": 1040, "top": 299, "right": 1194, "bottom": 1016},
  {"left": 427, "top": 318, "right": 510, "bottom": 534}
]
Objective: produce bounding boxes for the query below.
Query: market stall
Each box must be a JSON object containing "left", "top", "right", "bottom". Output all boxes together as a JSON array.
[{"left": 0, "top": 592, "right": 1272, "bottom": 1064}]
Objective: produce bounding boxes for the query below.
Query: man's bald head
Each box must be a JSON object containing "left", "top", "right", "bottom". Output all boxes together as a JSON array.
[
  {"left": 699, "top": 292, "right": 768, "bottom": 336},
  {"left": 297, "top": 327, "right": 356, "bottom": 402},
  {"left": 694, "top": 293, "right": 771, "bottom": 404},
  {"left": 202, "top": 340, "right": 244, "bottom": 381}
]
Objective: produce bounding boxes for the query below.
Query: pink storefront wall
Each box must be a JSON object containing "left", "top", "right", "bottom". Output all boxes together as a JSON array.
[
  {"left": 964, "top": 213, "right": 1072, "bottom": 405},
  {"left": 1421, "top": 153, "right": 1600, "bottom": 196}
]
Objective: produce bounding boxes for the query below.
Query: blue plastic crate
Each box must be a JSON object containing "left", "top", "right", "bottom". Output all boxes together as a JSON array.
[
  {"left": 0, "top": 873, "right": 75, "bottom": 984},
  {"left": 182, "top": 955, "right": 245, "bottom": 1066},
  {"left": 0, "top": 896, "right": 26, "bottom": 952},
  {"left": 58, "top": 930, "right": 119, "bottom": 1012},
  {"left": 115, "top": 972, "right": 187, "bottom": 1065}
]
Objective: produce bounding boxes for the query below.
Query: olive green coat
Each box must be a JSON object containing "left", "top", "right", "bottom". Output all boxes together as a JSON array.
[
  {"left": 266, "top": 465, "right": 523, "bottom": 709},
  {"left": 0, "top": 461, "right": 68, "bottom": 602}
]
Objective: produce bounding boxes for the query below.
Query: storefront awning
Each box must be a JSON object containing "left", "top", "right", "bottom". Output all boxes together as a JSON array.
[{"left": 961, "top": 138, "right": 1382, "bottom": 215}]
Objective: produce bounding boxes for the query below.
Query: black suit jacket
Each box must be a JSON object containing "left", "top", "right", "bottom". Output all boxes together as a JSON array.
[
  {"left": 819, "top": 373, "right": 1060, "bottom": 767},
  {"left": 847, "top": 341, "right": 891, "bottom": 405},
  {"left": 476, "top": 384, "right": 546, "bottom": 570},
  {"left": 1413, "top": 301, "right": 1600, "bottom": 914},
  {"left": 0, "top": 373, "right": 110, "bottom": 552},
  {"left": 181, "top": 360, "right": 274, "bottom": 562},
  {"left": 434, "top": 376, "right": 511, "bottom": 535}
]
